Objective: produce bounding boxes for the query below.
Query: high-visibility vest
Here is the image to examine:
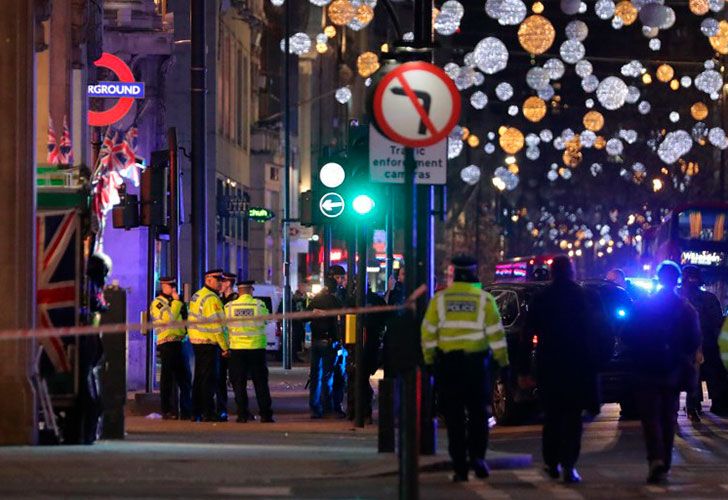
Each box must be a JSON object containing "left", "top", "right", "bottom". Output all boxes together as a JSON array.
[
  {"left": 719, "top": 317, "right": 728, "bottom": 371},
  {"left": 224, "top": 293, "right": 269, "bottom": 350},
  {"left": 188, "top": 286, "right": 228, "bottom": 350},
  {"left": 420, "top": 282, "right": 509, "bottom": 367},
  {"left": 149, "top": 295, "right": 186, "bottom": 345}
]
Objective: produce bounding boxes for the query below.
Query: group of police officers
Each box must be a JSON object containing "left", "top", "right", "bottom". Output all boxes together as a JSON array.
[{"left": 149, "top": 269, "right": 273, "bottom": 423}]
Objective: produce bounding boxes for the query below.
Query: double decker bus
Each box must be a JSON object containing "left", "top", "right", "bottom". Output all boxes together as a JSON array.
[{"left": 645, "top": 201, "right": 728, "bottom": 301}]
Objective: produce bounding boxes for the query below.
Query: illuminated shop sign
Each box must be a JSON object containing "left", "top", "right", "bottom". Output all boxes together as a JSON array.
[
  {"left": 88, "top": 82, "right": 145, "bottom": 98},
  {"left": 680, "top": 250, "right": 726, "bottom": 267}
]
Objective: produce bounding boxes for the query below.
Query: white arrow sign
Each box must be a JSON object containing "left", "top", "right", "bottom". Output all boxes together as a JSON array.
[{"left": 319, "top": 192, "right": 345, "bottom": 218}]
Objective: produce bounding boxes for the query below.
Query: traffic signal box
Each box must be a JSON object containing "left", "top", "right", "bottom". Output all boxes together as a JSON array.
[{"left": 310, "top": 129, "right": 384, "bottom": 227}]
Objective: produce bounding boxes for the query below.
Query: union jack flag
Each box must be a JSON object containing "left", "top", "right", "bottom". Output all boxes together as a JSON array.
[
  {"left": 37, "top": 210, "right": 79, "bottom": 373},
  {"left": 47, "top": 117, "right": 59, "bottom": 165},
  {"left": 58, "top": 115, "right": 74, "bottom": 165}
]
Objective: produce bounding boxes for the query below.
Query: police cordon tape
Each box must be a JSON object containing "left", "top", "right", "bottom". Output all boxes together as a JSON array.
[{"left": 0, "top": 285, "right": 428, "bottom": 341}]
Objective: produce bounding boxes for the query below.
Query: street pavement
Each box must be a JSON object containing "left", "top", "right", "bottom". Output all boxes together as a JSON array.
[{"left": 1, "top": 367, "right": 728, "bottom": 498}]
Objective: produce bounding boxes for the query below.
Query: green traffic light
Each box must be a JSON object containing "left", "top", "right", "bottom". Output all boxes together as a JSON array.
[{"left": 352, "top": 194, "right": 375, "bottom": 215}]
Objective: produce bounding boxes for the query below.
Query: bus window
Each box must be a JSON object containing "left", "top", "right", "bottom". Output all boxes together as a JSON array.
[{"left": 678, "top": 210, "right": 728, "bottom": 242}]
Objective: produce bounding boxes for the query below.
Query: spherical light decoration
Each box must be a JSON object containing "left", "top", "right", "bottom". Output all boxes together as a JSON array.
[
  {"left": 586, "top": 98, "right": 595, "bottom": 108},
  {"left": 695, "top": 69, "right": 723, "bottom": 94},
  {"left": 544, "top": 58, "right": 566, "bottom": 80},
  {"left": 444, "top": 62, "right": 459, "bottom": 78},
  {"left": 496, "top": 82, "right": 514, "bottom": 101},
  {"left": 523, "top": 96, "right": 547, "bottom": 122},
  {"left": 580, "top": 130, "right": 597, "bottom": 147},
  {"left": 280, "top": 33, "right": 313, "bottom": 55},
  {"left": 538, "top": 85, "right": 555, "bottom": 100},
  {"left": 701, "top": 18, "right": 720, "bottom": 36},
  {"left": 484, "top": 142, "right": 496, "bottom": 154},
  {"left": 316, "top": 42, "right": 328, "bottom": 54},
  {"left": 649, "top": 38, "right": 662, "bottom": 51},
  {"left": 709, "top": 21, "right": 728, "bottom": 53},
  {"left": 347, "top": 4, "right": 374, "bottom": 31},
  {"left": 547, "top": 169, "right": 559, "bottom": 181},
  {"left": 473, "top": 37, "right": 509, "bottom": 74},
  {"left": 656, "top": 64, "right": 674, "bottom": 82},
  {"left": 470, "top": 91, "right": 488, "bottom": 110},
  {"left": 508, "top": 105, "right": 519, "bottom": 116},
  {"left": 560, "top": 40, "right": 585, "bottom": 64},
  {"left": 691, "top": 102, "right": 709, "bottom": 120},
  {"left": 560, "top": 168, "right": 573, "bottom": 180},
  {"left": 434, "top": 2, "right": 463, "bottom": 36},
  {"left": 561, "top": 0, "right": 581, "bottom": 15},
  {"left": 669, "top": 111, "right": 680, "bottom": 122},
  {"left": 583, "top": 110, "right": 605, "bottom": 131},
  {"left": 518, "top": 15, "right": 556, "bottom": 55},
  {"left": 596, "top": 0, "right": 616, "bottom": 19},
  {"left": 460, "top": 165, "right": 481, "bottom": 185},
  {"left": 324, "top": 25, "right": 337, "bottom": 38},
  {"left": 690, "top": 0, "right": 710, "bottom": 15},
  {"left": 566, "top": 20, "right": 589, "bottom": 41},
  {"left": 590, "top": 163, "right": 603, "bottom": 176},
  {"left": 596, "top": 76, "right": 628, "bottom": 110},
  {"left": 639, "top": 3, "right": 668, "bottom": 27},
  {"left": 357, "top": 52, "right": 380, "bottom": 77},
  {"left": 575, "top": 60, "right": 593, "bottom": 78},
  {"left": 606, "top": 138, "right": 624, "bottom": 156},
  {"left": 595, "top": 136, "right": 607, "bottom": 149},
  {"left": 468, "top": 134, "right": 481, "bottom": 147},
  {"left": 499, "top": 127, "right": 525, "bottom": 154},
  {"left": 621, "top": 60, "right": 644, "bottom": 77},
  {"left": 581, "top": 75, "right": 600, "bottom": 93},
  {"left": 658, "top": 130, "right": 693, "bottom": 163},
  {"left": 638, "top": 101, "right": 651, "bottom": 114},
  {"left": 642, "top": 25, "right": 659, "bottom": 38},
  {"left": 612, "top": 16, "right": 624, "bottom": 29},
  {"left": 709, "top": 127, "right": 728, "bottom": 147},
  {"left": 526, "top": 146, "right": 541, "bottom": 160},
  {"left": 626, "top": 86, "right": 640, "bottom": 103},
  {"left": 525, "top": 133, "right": 540, "bottom": 146},
  {"left": 540, "top": 129, "right": 554, "bottom": 142},
  {"left": 335, "top": 86, "right": 352, "bottom": 104},
  {"left": 620, "top": 129, "right": 638, "bottom": 144},
  {"left": 526, "top": 67, "right": 550, "bottom": 90},
  {"left": 448, "top": 137, "right": 464, "bottom": 159},
  {"left": 692, "top": 122, "right": 708, "bottom": 140},
  {"left": 316, "top": 33, "right": 328, "bottom": 45},
  {"left": 496, "top": 0, "right": 528, "bottom": 26},
  {"left": 328, "top": 0, "right": 356, "bottom": 26},
  {"left": 710, "top": 0, "right": 725, "bottom": 12},
  {"left": 615, "top": 1, "right": 638, "bottom": 25}
]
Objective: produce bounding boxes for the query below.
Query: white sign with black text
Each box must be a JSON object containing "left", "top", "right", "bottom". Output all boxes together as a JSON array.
[{"left": 368, "top": 125, "right": 447, "bottom": 185}]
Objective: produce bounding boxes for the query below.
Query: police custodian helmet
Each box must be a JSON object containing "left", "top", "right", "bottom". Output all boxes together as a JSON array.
[{"left": 452, "top": 254, "right": 479, "bottom": 282}]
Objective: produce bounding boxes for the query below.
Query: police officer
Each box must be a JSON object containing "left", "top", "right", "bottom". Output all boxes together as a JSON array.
[
  {"left": 188, "top": 269, "right": 229, "bottom": 422},
  {"left": 225, "top": 280, "right": 275, "bottom": 423},
  {"left": 421, "top": 255, "right": 509, "bottom": 482},
  {"left": 215, "top": 272, "right": 238, "bottom": 422},
  {"left": 149, "top": 277, "right": 192, "bottom": 420}
]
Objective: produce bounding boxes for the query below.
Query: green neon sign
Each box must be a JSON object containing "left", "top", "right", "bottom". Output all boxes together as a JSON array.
[{"left": 248, "top": 207, "right": 275, "bottom": 222}]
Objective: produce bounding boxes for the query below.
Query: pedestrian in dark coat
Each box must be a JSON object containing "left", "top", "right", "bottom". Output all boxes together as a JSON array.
[
  {"left": 625, "top": 261, "right": 701, "bottom": 484},
  {"left": 527, "top": 255, "right": 608, "bottom": 484}
]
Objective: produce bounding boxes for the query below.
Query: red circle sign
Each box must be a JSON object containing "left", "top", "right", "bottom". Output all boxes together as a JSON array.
[
  {"left": 88, "top": 53, "right": 136, "bottom": 127},
  {"left": 373, "top": 61, "right": 461, "bottom": 148}
]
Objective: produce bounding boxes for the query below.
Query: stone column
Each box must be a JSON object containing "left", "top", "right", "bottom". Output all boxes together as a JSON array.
[
  {"left": 49, "top": 0, "right": 72, "bottom": 136},
  {"left": 0, "top": 0, "right": 38, "bottom": 445}
]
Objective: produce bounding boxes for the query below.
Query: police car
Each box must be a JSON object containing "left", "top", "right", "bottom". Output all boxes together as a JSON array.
[
  {"left": 251, "top": 284, "right": 283, "bottom": 354},
  {"left": 485, "top": 280, "right": 634, "bottom": 424}
]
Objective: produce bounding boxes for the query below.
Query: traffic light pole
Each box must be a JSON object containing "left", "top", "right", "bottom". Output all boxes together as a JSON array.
[
  {"left": 354, "top": 222, "right": 368, "bottom": 428},
  {"left": 190, "top": 0, "right": 206, "bottom": 289},
  {"left": 168, "top": 127, "right": 180, "bottom": 281},
  {"left": 145, "top": 224, "right": 156, "bottom": 393},
  {"left": 281, "top": 0, "right": 292, "bottom": 370}
]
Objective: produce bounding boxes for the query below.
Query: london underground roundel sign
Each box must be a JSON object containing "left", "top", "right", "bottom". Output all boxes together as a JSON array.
[
  {"left": 373, "top": 61, "right": 461, "bottom": 148},
  {"left": 88, "top": 53, "right": 144, "bottom": 127}
]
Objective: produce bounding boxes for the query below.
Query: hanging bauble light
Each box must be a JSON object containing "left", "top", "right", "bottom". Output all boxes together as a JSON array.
[
  {"left": 328, "top": 0, "right": 356, "bottom": 26},
  {"left": 518, "top": 15, "right": 556, "bottom": 55},
  {"left": 499, "top": 127, "right": 525, "bottom": 154},
  {"left": 583, "top": 110, "right": 605, "bottom": 132},
  {"left": 522, "top": 96, "right": 547, "bottom": 122},
  {"left": 691, "top": 102, "right": 709, "bottom": 120}
]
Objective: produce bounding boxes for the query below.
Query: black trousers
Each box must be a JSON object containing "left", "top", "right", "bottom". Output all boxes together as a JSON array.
[
  {"left": 229, "top": 349, "right": 273, "bottom": 418},
  {"left": 217, "top": 355, "right": 229, "bottom": 415},
  {"left": 192, "top": 344, "right": 219, "bottom": 419},
  {"left": 636, "top": 384, "right": 680, "bottom": 468},
  {"left": 542, "top": 401, "right": 583, "bottom": 469},
  {"left": 158, "top": 341, "right": 192, "bottom": 417},
  {"left": 437, "top": 351, "right": 490, "bottom": 476}
]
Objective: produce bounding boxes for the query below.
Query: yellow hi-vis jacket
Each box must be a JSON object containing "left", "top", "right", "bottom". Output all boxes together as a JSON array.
[
  {"left": 719, "top": 316, "right": 728, "bottom": 371},
  {"left": 188, "top": 286, "right": 228, "bottom": 350},
  {"left": 224, "top": 293, "right": 269, "bottom": 350},
  {"left": 149, "top": 294, "right": 186, "bottom": 345},
  {"left": 421, "top": 282, "right": 509, "bottom": 367}
]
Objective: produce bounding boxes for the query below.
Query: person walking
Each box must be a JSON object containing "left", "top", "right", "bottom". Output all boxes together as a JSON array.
[
  {"left": 527, "top": 255, "right": 607, "bottom": 483},
  {"left": 224, "top": 280, "right": 275, "bottom": 423},
  {"left": 421, "top": 255, "right": 509, "bottom": 482},
  {"left": 626, "top": 261, "right": 701, "bottom": 484},
  {"left": 679, "top": 265, "right": 728, "bottom": 420},
  {"left": 308, "top": 277, "right": 344, "bottom": 418},
  {"left": 188, "top": 269, "right": 229, "bottom": 422},
  {"left": 148, "top": 276, "right": 191, "bottom": 420}
]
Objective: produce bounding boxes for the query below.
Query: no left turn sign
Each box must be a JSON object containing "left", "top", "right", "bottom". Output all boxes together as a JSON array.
[{"left": 373, "top": 61, "right": 461, "bottom": 148}]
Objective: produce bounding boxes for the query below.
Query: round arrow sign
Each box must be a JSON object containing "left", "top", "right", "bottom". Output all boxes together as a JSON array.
[{"left": 319, "top": 192, "right": 345, "bottom": 218}]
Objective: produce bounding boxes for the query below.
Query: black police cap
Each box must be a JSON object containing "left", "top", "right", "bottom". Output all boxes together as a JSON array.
[
  {"left": 451, "top": 254, "right": 478, "bottom": 269},
  {"left": 204, "top": 268, "right": 224, "bottom": 277},
  {"left": 158, "top": 276, "right": 177, "bottom": 285},
  {"left": 239, "top": 280, "right": 256, "bottom": 286},
  {"left": 222, "top": 272, "right": 237, "bottom": 282}
]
